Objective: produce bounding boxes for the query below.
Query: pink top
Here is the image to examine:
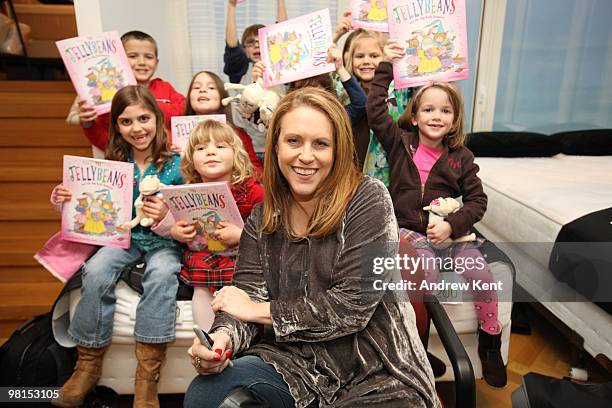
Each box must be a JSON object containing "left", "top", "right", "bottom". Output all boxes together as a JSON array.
[{"left": 413, "top": 144, "right": 443, "bottom": 186}]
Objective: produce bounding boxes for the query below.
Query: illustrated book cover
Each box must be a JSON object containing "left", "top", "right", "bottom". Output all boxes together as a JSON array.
[
  {"left": 161, "top": 182, "right": 243, "bottom": 256},
  {"left": 387, "top": 0, "right": 469, "bottom": 88},
  {"left": 259, "top": 8, "right": 335, "bottom": 87},
  {"left": 170, "top": 115, "right": 227, "bottom": 154},
  {"left": 350, "top": 0, "right": 389, "bottom": 32},
  {"left": 56, "top": 31, "right": 137, "bottom": 115},
  {"left": 61, "top": 155, "right": 134, "bottom": 248}
]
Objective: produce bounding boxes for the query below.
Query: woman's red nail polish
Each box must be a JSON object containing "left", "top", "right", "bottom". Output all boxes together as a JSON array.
[
  {"left": 213, "top": 354, "right": 221, "bottom": 361},
  {"left": 226, "top": 350, "right": 233, "bottom": 359},
  {"left": 215, "top": 348, "right": 223, "bottom": 356}
]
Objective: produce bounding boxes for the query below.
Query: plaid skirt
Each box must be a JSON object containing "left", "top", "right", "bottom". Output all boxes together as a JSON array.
[{"left": 179, "top": 248, "right": 236, "bottom": 290}]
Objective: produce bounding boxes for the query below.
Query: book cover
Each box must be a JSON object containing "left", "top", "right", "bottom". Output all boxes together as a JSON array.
[
  {"left": 56, "top": 31, "right": 137, "bottom": 115},
  {"left": 161, "top": 182, "right": 243, "bottom": 256},
  {"left": 259, "top": 8, "right": 335, "bottom": 87},
  {"left": 61, "top": 155, "right": 134, "bottom": 248},
  {"left": 387, "top": 0, "right": 469, "bottom": 88},
  {"left": 350, "top": 0, "right": 389, "bottom": 32},
  {"left": 170, "top": 115, "right": 227, "bottom": 154}
]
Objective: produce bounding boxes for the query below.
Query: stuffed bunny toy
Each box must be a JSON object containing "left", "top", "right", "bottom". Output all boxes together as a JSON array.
[
  {"left": 222, "top": 78, "right": 282, "bottom": 131},
  {"left": 423, "top": 197, "right": 476, "bottom": 249},
  {"left": 122, "top": 175, "right": 166, "bottom": 229}
]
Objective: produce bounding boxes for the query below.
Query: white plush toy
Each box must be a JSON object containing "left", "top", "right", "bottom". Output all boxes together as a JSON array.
[
  {"left": 423, "top": 197, "right": 476, "bottom": 249},
  {"left": 222, "top": 78, "right": 282, "bottom": 131},
  {"left": 122, "top": 175, "right": 166, "bottom": 229}
]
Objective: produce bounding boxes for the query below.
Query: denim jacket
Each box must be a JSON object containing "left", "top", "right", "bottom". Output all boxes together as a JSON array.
[{"left": 212, "top": 176, "right": 439, "bottom": 408}]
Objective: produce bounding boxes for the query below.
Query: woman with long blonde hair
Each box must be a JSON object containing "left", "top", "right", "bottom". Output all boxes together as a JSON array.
[{"left": 184, "top": 88, "right": 439, "bottom": 408}]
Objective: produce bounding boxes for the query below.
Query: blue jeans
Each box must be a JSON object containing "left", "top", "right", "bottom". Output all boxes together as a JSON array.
[
  {"left": 184, "top": 355, "right": 296, "bottom": 408},
  {"left": 68, "top": 244, "right": 181, "bottom": 347}
]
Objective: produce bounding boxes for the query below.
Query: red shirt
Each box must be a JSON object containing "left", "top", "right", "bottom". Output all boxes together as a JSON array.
[{"left": 82, "top": 78, "right": 186, "bottom": 150}]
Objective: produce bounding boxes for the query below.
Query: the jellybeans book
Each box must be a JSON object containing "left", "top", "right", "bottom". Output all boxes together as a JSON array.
[
  {"left": 161, "top": 183, "right": 243, "bottom": 256},
  {"left": 259, "top": 8, "right": 335, "bottom": 87},
  {"left": 387, "top": 0, "right": 469, "bottom": 88},
  {"left": 170, "top": 115, "right": 227, "bottom": 154},
  {"left": 56, "top": 31, "right": 136, "bottom": 115},
  {"left": 61, "top": 155, "right": 134, "bottom": 248},
  {"left": 350, "top": 0, "right": 389, "bottom": 32}
]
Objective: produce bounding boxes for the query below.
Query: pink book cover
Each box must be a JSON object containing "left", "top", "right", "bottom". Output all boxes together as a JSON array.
[
  {"left": 161, "top": 183, "right": 243, "bottom": 256},
  {"left": 61, "top": 155, "right": 134, "bottom": 249},
  {"left": 387, "top": 0, "right": 469, "bottom": 88},
  {"left": 56, "top": 31, "right": 137, "bottom": 115},
  {"left": 259, "top": 8, "right": 335, "bottom": 87},
  {"left": 171, "top": 115, "right": 227, "bottom": 155},
  {"left": 350, "top": 0, "right": 389, "bottom": 32}
]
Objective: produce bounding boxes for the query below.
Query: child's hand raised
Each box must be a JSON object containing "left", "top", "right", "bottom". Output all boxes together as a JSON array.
[
  {"left": 384, "top": 39, "right": 405, "bottom": 63},
  {"left": 213, "top": 222, "right": 242, "bottom": 247},
  {"left": 327, "top": 44, "right": 350, "bottom": 81},
  {"left": 50, "top": 184, "right": 72, "bottom": 206},
  {"left": 141, "top": 195, "right": 168, "bottom": 224},
  {"left": 427, "top": 220, "right": 453, "bottom": 244},
  {"left": 77, "top": 99, "right": 98, "bottom": 125},
  {"left": 333, "top": 10, "right": 353, "bottom": 43},
  {"left": 251, "top": 61, "right": 266, "bottom": 83},
  {"left": 170, "top": 220, "right": 197, "bottom": 243}
]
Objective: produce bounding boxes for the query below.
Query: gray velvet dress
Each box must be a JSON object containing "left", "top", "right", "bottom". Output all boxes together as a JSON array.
[{"left": 212, "top": 176, "right": 439, "bottom": 408}]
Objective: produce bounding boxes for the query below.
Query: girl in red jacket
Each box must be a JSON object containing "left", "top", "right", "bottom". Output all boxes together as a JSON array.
[
  {"left": 367, "top": 39, "right": 507, "bottom": 388},
  {"left": 184, "top": 70, "right": 262, "bottom": 174}
]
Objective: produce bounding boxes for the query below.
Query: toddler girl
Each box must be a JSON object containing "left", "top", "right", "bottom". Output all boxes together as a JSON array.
[
  {"left": 153, "top": 120, "right": 263, "bottom": 331},
  {"left": 185, "top": 70, "right": 262, "bottom": 172},
  {"left": 366, "top": 39, "right": 507, "bottom": 388},
  {"left": 51, "top": 85, "right": 184, "bottom": 407}
]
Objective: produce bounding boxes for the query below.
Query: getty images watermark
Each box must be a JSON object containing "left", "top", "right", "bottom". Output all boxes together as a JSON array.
[{"left": 371, "top": 253, "right": 504, "bottom": 292}]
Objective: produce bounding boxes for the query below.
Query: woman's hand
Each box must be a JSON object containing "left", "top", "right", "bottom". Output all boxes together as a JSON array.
[
  {"left": 141, "top": 195, "right": 168, "bottom": 223},
  {"left": 333, "top": 10, "right": 353, "bottom": 43},
  {"left": 383, "top": 39, "right": 405, "bottom": 63},
  {"left": 50, "top": 184, "right": 72, "bottom": 205},
  {"left": 77, "top": 99, "right": 98, "bottom": 125},
  {"left": 170, "top": 220, "right": 196, "bottom": 243},
  {"left": 427, "top": 220, "right": 453, "bottom": 244},
  {"left": 251, "top": 61, "right": 266, "bottom": 83},
  {"left": 187, "top": 331, "right": 233, "bottom": 375},
  {"left": 211, "top": 286, "right": 272, "bottom": 325}
]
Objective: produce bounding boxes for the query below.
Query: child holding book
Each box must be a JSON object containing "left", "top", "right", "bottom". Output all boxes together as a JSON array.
[
  {"left": 51, "top": 85, "right": 184, "bottom": 407},
  {"left": 76, "top": 30, "right": 186, "bottom": 156},
  {"left": 365, "top": 39, "right": 506, "bottom": 388},
  {"left": 152, "top": 120, "right": 264, "bottom": 331},
  {"left": 250, "top": 44, "right": 367, "bottom": 126},
  {"left": 224, "top": 0, "right": 287, "bottom": 85},
  {"left": 344, "top": 29, "right": 414, "bottom": 186},
  {"left": 224, "top": 0, "right": 287, "bottom": 161},
  {"left": 185, "top": 70, "right": 262, "bottom": 173}
]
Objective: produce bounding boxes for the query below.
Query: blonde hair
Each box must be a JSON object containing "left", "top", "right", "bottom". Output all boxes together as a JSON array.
[
  {"left": 400, "top": 82, "right": 466, "bottom": 149},
  {"left": 345, "top": 30, "right": 387, "bottom": 83},
  {"left": 261, "top": 87, "right": 362, "bottom": 238},
  {"left": 181, "top": 120, "right": 254, "bottom": 185},
  {"left": 106, "top": 85, "right": 172, "bottom": 170}
]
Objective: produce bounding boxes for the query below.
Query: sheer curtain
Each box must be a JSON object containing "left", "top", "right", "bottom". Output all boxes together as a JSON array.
[
  {"left": 493, "top": 0, "right": 612, "bottom": 133},
  {"left": 187, "top": 1, "right": 339, "bottom": 82}
]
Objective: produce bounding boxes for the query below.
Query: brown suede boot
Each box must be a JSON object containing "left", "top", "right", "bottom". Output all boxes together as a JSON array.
[
  {"left": 133, "top": 342, "right": 167, "bottom": 408},
  {"left": 478, "top": 328, "right": 507, "bottom": 388},
  {"left": 51, "top": 345, "right": 108, "bottom": 407}
]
